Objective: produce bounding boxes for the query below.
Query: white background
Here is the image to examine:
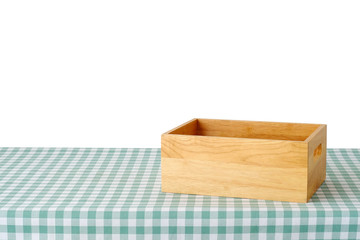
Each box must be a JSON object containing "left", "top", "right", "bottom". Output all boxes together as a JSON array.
[{"left": 0, "top": 0, "right": 359, "bottom": 148}]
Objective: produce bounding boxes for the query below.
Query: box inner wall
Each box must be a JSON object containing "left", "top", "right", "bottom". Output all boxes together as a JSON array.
[{"left": 168, "top": 119, "right": 320, "bottom": 141}]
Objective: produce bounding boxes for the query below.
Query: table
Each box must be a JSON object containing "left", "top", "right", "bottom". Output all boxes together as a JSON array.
[{"left": 0, "top": 148, "right": 359, "bottom": 239}]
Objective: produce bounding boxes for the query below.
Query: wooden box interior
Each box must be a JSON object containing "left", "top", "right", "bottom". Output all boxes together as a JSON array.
[{"left": 167, "top": 118, "right": 322, "bottom": 142}]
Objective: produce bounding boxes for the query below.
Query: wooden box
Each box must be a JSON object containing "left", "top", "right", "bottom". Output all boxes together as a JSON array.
[{"left": 161, "top": 118, "right": 326, "bottom": 203}]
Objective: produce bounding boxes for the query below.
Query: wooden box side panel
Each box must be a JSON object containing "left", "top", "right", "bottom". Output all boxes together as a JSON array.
[
  {"left": 165, "top": 118, "right": 198, "bottom": 135},
  {"left": 197, "top": 119, "right": 321, "bottom": 141},
  {"left": 161, "top": 134, "right": 309, "bottom": 203},
  {"left": 307, "top": 125, "right": 327, "bottom": 202}
]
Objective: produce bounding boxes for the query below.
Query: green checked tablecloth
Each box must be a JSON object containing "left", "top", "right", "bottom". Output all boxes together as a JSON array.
[{"left": 0, "top": 148, "right": 359, "bottom": 239}]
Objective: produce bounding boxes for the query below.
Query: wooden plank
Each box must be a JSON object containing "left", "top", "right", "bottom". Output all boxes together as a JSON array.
[
  {"left": 164, "top": 118, "right": 198, "bottom": 135},
  {"left": 306, "top": 125, "right": 327, "bottom": 202},
  {"left": 162, "top": 134, "right": 308, "bottom": 168},
  {"left": 197, "top": 118, "right": 320, "bottom": 141},
  {"left": 162, "top": 157, "right": 307, "bottom": 202}
]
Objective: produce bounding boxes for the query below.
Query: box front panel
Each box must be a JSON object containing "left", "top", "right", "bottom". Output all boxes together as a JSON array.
[{"left": 162, "top": 134, "right": 308, "bottom": 203}]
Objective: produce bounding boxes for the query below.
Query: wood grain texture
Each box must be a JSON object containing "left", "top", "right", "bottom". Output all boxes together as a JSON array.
[
  {"left": 162, "top": 134, "right": 307, "bottom": 169},
  {"left": 161, "top": 118, "right": 327, "bottom": 203},
  {"left": 165, "top": 118, "right": 198, "bottom": 135},
  {"left": 197, "top": 118, "right": 321, "bottom": 141},
  {"left": 306, "top": 125, "right": 327, "bottom": 202}
]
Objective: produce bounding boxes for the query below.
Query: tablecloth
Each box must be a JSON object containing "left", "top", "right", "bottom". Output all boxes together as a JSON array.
[{"left": 0, "top": 148, "right": 359, "bottom": 239}]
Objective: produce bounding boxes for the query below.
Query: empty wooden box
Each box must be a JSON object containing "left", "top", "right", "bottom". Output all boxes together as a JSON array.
[{"left": 161, "top": 118, "right": 326, "bottom": 203}]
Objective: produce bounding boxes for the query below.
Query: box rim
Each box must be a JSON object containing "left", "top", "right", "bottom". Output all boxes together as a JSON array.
[
  {"left": 163, "top": 118, "right": 326, "bottom": 143},
  {"left": 196, "top": 117, "right": 324, "bottom": 127},
  {"left": 162, "top": 118, "right": 197, "bottom": 135},
  {"left": 162, "top": 132, "right": 308, "bottom": 143},
  {"left": 304, "top": 124, "right": 327, "bottom": 143}
]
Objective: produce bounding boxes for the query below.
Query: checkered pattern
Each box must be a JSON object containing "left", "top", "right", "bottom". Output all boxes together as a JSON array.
[{"left": 0, "top": 148, "right": 359, "bottom": 239}]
